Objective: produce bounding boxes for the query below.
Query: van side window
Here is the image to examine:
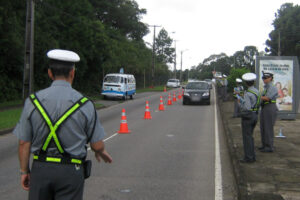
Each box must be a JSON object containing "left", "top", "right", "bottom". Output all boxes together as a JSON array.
[
  {"left": 120, "top": 77, "right": 124, "bottom": 83},
  {"left": 125, "top": 78, "right": 127, "bottom": 84}
]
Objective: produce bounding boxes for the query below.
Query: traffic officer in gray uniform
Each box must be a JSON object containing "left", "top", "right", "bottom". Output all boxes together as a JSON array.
[
  {"left": 237, "top": 73, "right": 260, "bottom": 163},
  {"left": 13, "top": 49, "right": 113, "bottom": 200},
  {"left": 233, "top": 78, "right": 244, "bottom": 118},
  {"left": 259, "top": 71, "right": 278, "bottom": 152}
]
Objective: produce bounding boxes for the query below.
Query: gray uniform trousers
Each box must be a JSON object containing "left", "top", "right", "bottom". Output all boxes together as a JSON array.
[
  {"left": 260, "top": 103, "right": 277, "bottom": 150},
  {"left": 241, "top": 112, "right": 258, "bottom": 160},
  {"left": 29, "top": 161, "right": 84, "bottom": 200}
]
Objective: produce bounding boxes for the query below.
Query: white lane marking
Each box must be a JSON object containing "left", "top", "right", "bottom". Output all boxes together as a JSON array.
[
  {"left": 103, "top": 133, "right": 118, "bottom": 142},
  {"left": 214, "top": 86, "right": 223, "bottom": 200},
  {"left": 87, "top": 133, "right": 118, "bottom": 151}
]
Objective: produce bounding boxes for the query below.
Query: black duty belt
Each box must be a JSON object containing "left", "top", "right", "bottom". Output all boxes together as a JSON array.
[{"left": 33, "top": 154, "right": 83, "bottom": 165}]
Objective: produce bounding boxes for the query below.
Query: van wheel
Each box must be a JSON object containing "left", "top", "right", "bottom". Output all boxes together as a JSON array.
[
  {"left": 103, "top": 95, "right": 107, "bottom": 100},
  {"left": 130, "top": 95, "right": 133, "bottom": 100}
]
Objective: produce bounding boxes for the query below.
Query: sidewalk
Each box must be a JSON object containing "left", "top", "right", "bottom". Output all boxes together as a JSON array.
[{"left": 220, "top": 100, "right": 300, "bottom": 200}]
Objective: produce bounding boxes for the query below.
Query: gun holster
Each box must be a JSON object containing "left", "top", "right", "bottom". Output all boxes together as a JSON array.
[{"left": 83, "top": 160, "right": 92, "bottom": 179}]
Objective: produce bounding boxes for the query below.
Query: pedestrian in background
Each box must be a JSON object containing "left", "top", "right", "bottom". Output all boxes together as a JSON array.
[
  {"left": 14, "top": 49, "right": 112, "bottom": 200},
  {"left": 233, "top": 78, "right": 244, "bottom": 118},
  {"left": 238, "top": 73, "right": 260, "bottom": 163},
  {"left": 259, "top": 71, "right": 278, "bottom": 153}
]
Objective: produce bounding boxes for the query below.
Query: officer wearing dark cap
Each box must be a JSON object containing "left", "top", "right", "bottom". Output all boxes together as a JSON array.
[
  {"left": 259, "top": 71, "right": 278, "bottom": 152},
  {"left": 238, "top": 73, "right": 260, "bottom": 163},
  {"left": 14, "top": 49, "right": 112, "bottom": 200}
]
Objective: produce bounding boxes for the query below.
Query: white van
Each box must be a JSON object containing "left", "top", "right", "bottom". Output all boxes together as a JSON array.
[
  {"left": 166, "top": 79, "right": 180, "bottom": 88},
  {"left": 101, "top": 73, "right": 136, "bottom": 100}
]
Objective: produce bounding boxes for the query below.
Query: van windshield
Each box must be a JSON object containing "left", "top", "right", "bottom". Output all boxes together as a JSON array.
[
  {"left": 168, "top": 79, "right": 178, "bottom": 82},
  {"left": 104, "top": 76, "right": 120, "bottom": 83}
]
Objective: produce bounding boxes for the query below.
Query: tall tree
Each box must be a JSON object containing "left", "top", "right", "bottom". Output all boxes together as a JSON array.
[
  {"left": 155, "top": 28, "right": 175, "bottom": 64},
  {"left": 265, "top": 3, "right": 300, "bottom": 60}
]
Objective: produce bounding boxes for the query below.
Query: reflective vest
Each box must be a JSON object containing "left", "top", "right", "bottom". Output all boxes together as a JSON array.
[
  {"left": 247, "top": 89, "right": 260, "bottom": 111},
  {"left": 29, "top": 93, "right": 89, "bottom": 164}
]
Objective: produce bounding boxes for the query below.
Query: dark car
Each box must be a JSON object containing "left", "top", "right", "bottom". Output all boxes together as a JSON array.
[{"left": 183, "top": 81, "right": 210, "bottom": 105}]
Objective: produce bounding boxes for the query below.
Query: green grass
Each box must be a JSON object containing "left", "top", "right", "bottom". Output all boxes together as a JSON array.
[
  {"left": 136, "top": 86, "right": 167, "bottom": 93},
  {"left": 0, "top": 108, "right": 22, "bottom": 130}
]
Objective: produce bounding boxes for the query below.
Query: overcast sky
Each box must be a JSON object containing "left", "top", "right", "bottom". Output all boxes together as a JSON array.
[{"left": 135, "top": 0, "right": 300, "bottom": 70}]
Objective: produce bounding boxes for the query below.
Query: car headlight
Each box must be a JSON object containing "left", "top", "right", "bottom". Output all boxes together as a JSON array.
[
  {"left": 202, "top": 92, "right": 209, "bottom": 96},
  {"left": 184, "top": 92, "right": 190, "bottom": 96}
]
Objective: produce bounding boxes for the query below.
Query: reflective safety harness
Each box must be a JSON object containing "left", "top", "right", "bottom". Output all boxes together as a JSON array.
[
  {"left": 262, "top": 88, "right": 276, "bottom": 105},
  {"left": 247, "top": 89, "right": 260, "bottom": 112},
  {"left": 30, "top": 94, "right": 89, "bottom": 165}
]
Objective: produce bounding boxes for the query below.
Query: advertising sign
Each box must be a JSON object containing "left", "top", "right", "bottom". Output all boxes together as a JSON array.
[
  {"left": 259, "top": 60, "right": 293, "bottom": 111},
  {"left": 256, "top": 56, "right": 299, "bottom": 120}
]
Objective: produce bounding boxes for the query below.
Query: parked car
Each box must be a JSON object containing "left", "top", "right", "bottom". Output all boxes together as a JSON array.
[
  {"left": 204, "top": 79, "right": 213, "bottom": 89},
  {"left": 183, "top": 81, "right": 210, "bottom": 105},
  {"left": 166, "top": 79, "right": 180, "bottom": 88},
  {"left": 101, "top": 73, "right": 136, "bottom": 100}
]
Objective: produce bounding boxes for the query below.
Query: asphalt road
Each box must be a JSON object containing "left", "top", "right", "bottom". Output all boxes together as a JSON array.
[{"left": 0, "top": 88, "right": 237, "bottom": 200}]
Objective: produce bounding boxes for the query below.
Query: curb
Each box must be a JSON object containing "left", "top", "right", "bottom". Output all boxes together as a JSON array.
[
  {"left": 0, "top": 128, "right": 13, "bottom": 136},
  {"left": 217, "top": 99, "right": 243, "bottom": 199}
]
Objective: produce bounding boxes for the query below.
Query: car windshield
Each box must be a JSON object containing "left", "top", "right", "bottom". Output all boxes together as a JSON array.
[
  {"left": 104, "top": 76, "right": 121, "bottom": 83},
  {"left": 168, "top": 79, "right": 177, "bottom": 82},
  {"left": 186, "top": 82, "right": 208, "bottom": 90}
]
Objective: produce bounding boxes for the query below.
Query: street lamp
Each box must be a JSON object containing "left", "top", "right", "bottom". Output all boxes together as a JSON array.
[
  {"left": 170, "top": 31, "right": 177, "bottom": 79},
  {"left": 180, "top": 49, "right": 189, "bottom": 83}
]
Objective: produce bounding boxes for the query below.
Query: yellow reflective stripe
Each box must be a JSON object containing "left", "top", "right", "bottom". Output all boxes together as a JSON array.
[
  {"left": 33, "top": 155, "right": 38, "bottom": 160},
  {"left": 33, "top": 99, "right": 53, "bottom": 130},
  {"left": 81, "top": 97, "right": 88, "bottom": 104},
  {"left": 71, "top": 159, "right": 82, "bottom": 164},
  {"left": 46, "top": 157, "right": 61, "bottom": 163},
  {"left": 54, "top": 104, "right": 80, "bottom": 129}
]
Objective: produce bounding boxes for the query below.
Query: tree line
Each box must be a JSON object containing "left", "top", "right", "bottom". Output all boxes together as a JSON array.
[
  {"left": 1, "top": 1, "right": 299, "bottom": 102},
  {"left": 0, "top": 0, "right": 172, "bottom": 102}
]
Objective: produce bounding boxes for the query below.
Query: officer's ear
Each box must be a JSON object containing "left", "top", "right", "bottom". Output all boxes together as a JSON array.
[
  {"left": 48, "top": 69, "right": 55, "bottom": 80},
  {"left": 69, "top": 67, "right": 75, "bottom": 83}
]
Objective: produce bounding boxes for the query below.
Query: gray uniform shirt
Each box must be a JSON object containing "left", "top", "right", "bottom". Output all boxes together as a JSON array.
[
  {"left": 239, "top": 86, "right": 259, "bottom": 112},
  {"left": 13, "top": 80, "right": 105, "bottom": 158},
  {"left": 262, "top": 82, "right": 278, "bottom": 101}
]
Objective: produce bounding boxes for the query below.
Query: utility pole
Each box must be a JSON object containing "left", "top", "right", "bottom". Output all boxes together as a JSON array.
[
  {"left": 278, "top": 31, "right": 281, "bottom": 56},
  {"left": 149, "top": 25, "right": 161, "bottom": 88},
  {"left": 23, "top": 0, "right": 35, "bottom": 100},
  {"left": 180, "top": 49, "right": 188, "bottom": 83},
  {"left": 174, "top": 40, "right": 177, "bottom": 79}
]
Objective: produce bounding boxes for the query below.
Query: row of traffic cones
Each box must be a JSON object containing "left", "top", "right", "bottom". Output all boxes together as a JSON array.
[{"left": 118, "top": 90, "right": 183, "bottom": 134}]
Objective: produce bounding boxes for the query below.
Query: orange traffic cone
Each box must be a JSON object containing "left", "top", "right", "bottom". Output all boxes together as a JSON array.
[
  {"left": 167, "top": 93, "right": 172, "bottom": 105},
  {"left": 118, "top": 109, "right": 130, "bottom": 134},
  {"left": 173, "top": 92, "right": 177, "bottom": 102},
  {"left": 144, "top": 101, "right": 152, "bottom": 119},
  {"left": 158, "top": 96, "right": 165, "bottom": 111},
  {"left": 177, "top": 90, "right": 182, "bottom": 100}
]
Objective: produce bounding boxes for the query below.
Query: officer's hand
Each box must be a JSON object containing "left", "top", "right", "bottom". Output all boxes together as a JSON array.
[
  {"left": 21, "top": 174, "right": 30, "bottom": 191},
  {"left": 95, "top": 150, "right": 112, "bottom": 163}
]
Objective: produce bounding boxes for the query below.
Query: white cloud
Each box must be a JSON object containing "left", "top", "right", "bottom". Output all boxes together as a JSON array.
[{"left": 136, "top": 0, "right": 300, "bottom": 70}]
